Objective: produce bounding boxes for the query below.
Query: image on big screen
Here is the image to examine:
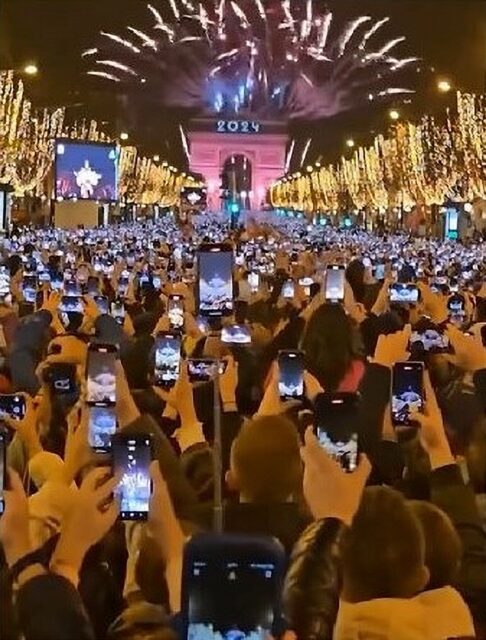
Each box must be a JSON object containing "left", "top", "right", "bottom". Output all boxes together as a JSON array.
[
  {"left": 278, "top": 354, "right": 303, "bottom": 399},
  {"left": 88, "top": 405, "right": 117, "bottom": 450},
  {"left": 187, "top": 559, "right": 278, "bottom": 640},
  {"left": 199, "top": 251, "right": 233, "bottom": 313},
  {"left": 114, "top": 438, "right": 151, "bottom": 517},
  {"left": 326, "top": 268, "right": 344, "bottom": 300},
  {"left": 87, "top": 350, "right": 116, "bottom": 403},
  {"left": 316, "top": 416, "right": 359, "bottom": 473},
  {"left": 155, "top": 336, "right": 181, "bottom": 384},
  {"left": 392, "top": 365, "right": 423, "bottom": 425}
]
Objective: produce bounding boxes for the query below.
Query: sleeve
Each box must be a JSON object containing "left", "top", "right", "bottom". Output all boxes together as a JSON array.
[
  {"left": 283, "top": 518, "right": 345, "bottom": 640},
  {"left": 357, "top": 363, "right": 391, "bottom": 456},
  {"left": 16, "top": 574, "right": 95, "bottom": 640},
  {"left": 430, "top": 463, "right": 486, "bottom": 625}
]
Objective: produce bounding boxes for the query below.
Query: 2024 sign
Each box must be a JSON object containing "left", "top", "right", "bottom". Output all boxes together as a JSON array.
[{"left": 216, "top": 120, "right": 261, "bottom": 134}]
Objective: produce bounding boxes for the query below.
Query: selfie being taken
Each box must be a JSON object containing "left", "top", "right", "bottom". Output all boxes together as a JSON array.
[{"left": 0, "top": 0, "right": 485, "bottom": 639}]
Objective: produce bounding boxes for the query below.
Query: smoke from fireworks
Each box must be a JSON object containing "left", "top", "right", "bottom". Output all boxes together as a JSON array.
[{"left": 84, "top": 0, "right": 417, "bottom": 120}]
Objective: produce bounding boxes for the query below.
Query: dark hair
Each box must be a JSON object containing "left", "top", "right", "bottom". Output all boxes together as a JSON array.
[
  {"left": 341, "top": 486, "right": 426, "bottom": 601},
  {"left": 408, "top": 500, "right": 461, "bottom": 590},
  {"left": 345, "top": 260, "right": 365, "bottom": 303},
  {"left": 301, "top": 304, "right": 356, "bottom": 391}
]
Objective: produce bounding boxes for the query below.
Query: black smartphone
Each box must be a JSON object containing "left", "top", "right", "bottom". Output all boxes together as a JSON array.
[
  {"left": 409, "top": 326, "right": 451, "bottom": 354},
  {"left": 0, "top": 432, "right": 6, "bottom": 514},
  {"left": 313, "top": 392, "right": 361, "bottom": 472},
  {"left": 59, "top": 295, "right": 83, "bottom": 313},
  {"left": 43, "top": 363, "right": 77, "bottom": 395},
  {"left": 112, "top": 434, "right": 152, "bottom": 521},
  {"left": 86, "top": 276, "right": 100, "bottom": 295},
  {"left": 111, "top": 299, "right": 126, "bottom": 325},
  {"left": 277, "top": 350, "right": 304, "bottom": 400},
  {"left": 168, "top": 294, "right": 185, "bottom": 330},
  {"left": 64, "top": 279, "right": 81, "bottom": 296},
  {"left": 94, "top": 295, "right": 109, "bottom": 315},
  {"left": 391, "top": 361, "right": 424, "bottom": 427},
  {"left": 88, "top": 404, "right": 117, "bottom": 453},
  {"left": 154, "top": 332, "right": 181, "bottom": 387},
  {"left": 282, "top": 280, "right": 295, "bottom": 299},
  {"left": 181, "top": 534, "right": 286, "bottom": 640},
  {"left": 22, "top": 274, "right": 38, "bottom": 304},
  {"left": 389, "top": 283, "right": 419, "bottom": 304},
  {"left": 447, "top": 294, "right": 465, "bottom": 313},
  {"left": 325, "top": 265, "right": 345, "bottom": 302},
  {"left": 86, "top": 343, "right": 117, "bottom": 405},
  {"left": 0, "top": 394, "right": 26, "bottom": 421},
  {"left": 221, "top": 324, "right": 251, "bottom": 345},
  {"left": 187, "top": 358, "right": 227, "bottom": 382},
  {"left": 197, "top": 243, "right": 234, "bottom": 316}
]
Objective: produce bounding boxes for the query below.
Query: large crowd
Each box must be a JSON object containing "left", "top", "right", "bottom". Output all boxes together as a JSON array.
[{"left": 0, "top": 214, "right": 485, "bottom": 640}]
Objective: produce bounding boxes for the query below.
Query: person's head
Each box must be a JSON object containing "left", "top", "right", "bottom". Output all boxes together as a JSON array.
[
  {"left": 340, "top": 486, "right": 429, "bottom": 602},
  {"left": 345, "top": 260, "right": 365, "bottom": 303},
  {"left": 301, "top": 303, "right": 356, "bottom": 391},
  {"left": 227, "top": 414, "right": 302, "bottom": 503},
  {"left": 408, "top": 500, "right": 461, "bottom": 590}
]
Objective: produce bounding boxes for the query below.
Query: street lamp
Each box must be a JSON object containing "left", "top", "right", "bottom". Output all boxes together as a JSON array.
[
  {"left": 346, "top": 138, "right": 355, "bottom": 148},
  {"left": 23, "top": 63, "right": 38, "bottom": 76},
  {"left": 437, "top": 79, "right": 452, "bottom": 93}
]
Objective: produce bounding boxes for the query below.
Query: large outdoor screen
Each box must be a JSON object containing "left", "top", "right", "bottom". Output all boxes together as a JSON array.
[{"left": 55, "top": 140, "right": 118, "bottom": 201}]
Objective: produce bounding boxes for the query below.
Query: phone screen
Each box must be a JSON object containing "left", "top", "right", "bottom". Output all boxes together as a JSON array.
[
  {"left": 313, "top": 393, "right": 360, "bottom": 472},
  {"left": 168, "top": 295, "right": 185, "bottom": 330},
  {"left": 86, "top": 345, "right": 117, "bottom": 404},
  {"left": 22, "top": 275, "right": 38, "bottom": 304},
  {"left": 188, "top": 358, "right": 227, "bottom": 382},
  {"left": 59, "top": 295, "right": 83, "bottom": 313},
  {"left": 248, "top": 272, "right": 259, "bottom": 292},
  {"left": 0, "top": 394, "right": 26, "bottom": 421},
  {"left": 409, "top": 328, "right": 450, "bottom": 354},
  {"left": 183, "top": 536, "right": 284, "bottom": 640},
  {"left": 64, "top": 279, "right": 81, "bottom": 296},
  {"left": 111, "top": 300, "right": 125, "bottom": 325},
  {"left": 389, "top": 283, "right": 419, "bottom": 304},
  {"left": 277, "top": 351, "right": 304, "bottom": 400},
  {"left": 391, "top": 362, "right": 424, "bottom": 426},
  {"left": 198, "top": 245, "right": 234, "bottom": 316},
  {"left": 113, "top": 435, "right": 152, "bottom": 520},
  {"left": 0, "top": 267, "right": 10, "bottom": 295},
  {"left": 88, "top": 404, "right": 117, "bottom": 452},
  {"left": 325, "top": 266, "right": 345, "bottom": 301},
  {"left": 0, "top": 432, "right": 6, "bottom": 514},
  {"left": 282, "top": 280, "right": 294, "bottom": 299},
  {"left": 154, "top": 333, "right": 181, "bottom": 387},
  {"left": 221, "top": 324, "right": 251, "bottom": 345}
]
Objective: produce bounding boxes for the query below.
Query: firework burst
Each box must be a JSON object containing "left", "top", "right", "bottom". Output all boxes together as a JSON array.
[{"left": 84, "top": 0, "right": 417, "bottom": 120}]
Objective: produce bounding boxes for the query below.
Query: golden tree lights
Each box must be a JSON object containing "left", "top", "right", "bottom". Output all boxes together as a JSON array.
[{"left": 271, "top": 92, "right": 486, "bottom": 214}]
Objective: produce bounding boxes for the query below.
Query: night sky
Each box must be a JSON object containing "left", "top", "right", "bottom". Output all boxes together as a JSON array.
[{"left": 1, "top": 0, "right": 485, "bottom": 169}]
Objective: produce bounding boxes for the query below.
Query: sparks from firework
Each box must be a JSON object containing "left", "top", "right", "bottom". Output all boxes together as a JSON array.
[{"left": 85, "top": 0, "right": 418, "bottom": 120}]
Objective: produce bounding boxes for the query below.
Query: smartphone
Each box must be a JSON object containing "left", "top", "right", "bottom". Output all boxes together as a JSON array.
[
  {"left": 64, "top": 279, "right": 81, "bottom": 296},
  {"left": 0, "top": 394, "right": 26, "bottom": 421},
  {"left": 86, "top": 343, "right": 117, "bottom": 404},
  {"left": 313, "top": 392, "right": 360, "bottom": 472},
  {"left": 221, "top": 324, "right": 251, "bottom": 345},
  {"left": 154, "top": 332, "right": 181, "bottom": 387},
  {"left": 50, "top": 273, "right": 63, "bottom": 291},
  {"left": 196, "top": 316, "right": 210, "bottom": 334},
  {"left": 248, "top": 272, "right": 259, "bottom": 292},
  {"left": 389, "top": 283, "right": 420, "bottom": 304},
  {"left": 86, "top": 276, "right": 100, "bottom": 295},
  {"left": 88, "top": 404, "right": 117, "bottom": 453},
  {"left": 282, "top": 280, "right": 295, "bottom": 299},
  {"left": 168, "top": 294, "right": 185, "bottom": 330},
  {"left": 181, "top": 534, "right": 286, "bottom": 640},
  {"left": 187, "top": 358, "right": 227, "bottom": 382},
  {"left": 22, "top": 274, "right": 38, "bottom": 304},
  {"left": 198, "top": 244, "right": 234, "bottom": 316},
  {"left": 391, "top": 362, "right": 424, "bottom": 427},
  {"left": 277, "top": 350, "right": 304, "bottom": 400},
  {"left": 94, "top": 295, "right": 109, "bottom": 315},
  {"left": 373, "top": 264, "right": 385, "bottom": 280},
  {"left": 111, "top": 299, "right": 125, "bottom": 325},
  {"left": 409, "top": 327, "right": 450, "bottom": 354},
  {"left": 113, "top": 434, "right": 152, "bottom": 521},
  {"left": 0, "top": 432, "right": 6, "bottom": 514},
  {"left": 0, "top": 266, "right": 10, "bottom": 297},
  {"left": 59, "top": 295, "right": 83, "bottom": 313},
  {"left": 118, "top": 272, "right": 130, "bottom": 296},
  {"left": 43, "top": 363, "right": 77, "bottom": 395},
  {"left": 325, "top": 265, "right": 345, "bottom": 302},
  {"left": 447, "top": 294, "right": 465, "bottom": 313}
]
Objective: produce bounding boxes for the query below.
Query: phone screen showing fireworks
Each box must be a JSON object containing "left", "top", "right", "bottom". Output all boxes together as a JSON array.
[
  {"left": 86, "top": 344, "right": 117, "bottom": 405},
  {"left": 22, "top": 275, "right": 38, "bottom": 304},
  {"left": 182, "top": 534, "right": 285, "bottom": 640},
  {"left": 113, "top": 435, "right": 152, "bottom": 521},
  {"left": 278, "top": 351, "right": 304, "bottom": 400},
  {"left": 313, "top": 393, "right": 360, "bottom": 472},
  {"left": 94, "top": 295, "right": 109, "bottom": 315},
  {"left": 325, "top": 266, "right": 345, "bottom": 302},
  {"left": 198, "top": 244, "right": 234, "bottom": 316},
  {"left": 0, "top": 394, "right": 26, "bottom": 421},
  {"left": 168, "top": 295, "right": 185, "bottom": 330},
  {"left": 0, "top": 433, "right": 6, "bottom": 514},
  {"left": 88, "top": 404, "right": 117, "bottom": 453},
  {"left": 389, "top": 283, "right": 419, "bottom": 304},
  {"left": 221, "top": 324, "right": 251, "bottom": 345},
  {"left": 154, "top": 333, "right": 181, "bottom": 387},
  {"left": 391, "top": 362, "right": 424, "bottom": 427},
  {"left": 111, "top": 299, "right": 125, "bottom": 325}
]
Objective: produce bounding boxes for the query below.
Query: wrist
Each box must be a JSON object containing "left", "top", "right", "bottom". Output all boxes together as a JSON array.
[{"left": 429, "top": 446, "right": 455, "bottom": 470}]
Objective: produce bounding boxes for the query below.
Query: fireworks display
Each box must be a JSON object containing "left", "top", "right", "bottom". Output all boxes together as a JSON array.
[{"left": 84, "top": 0, "right": 417, "bottom": 120}]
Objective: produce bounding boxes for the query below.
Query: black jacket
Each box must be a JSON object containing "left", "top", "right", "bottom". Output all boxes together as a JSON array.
[{"left": 283, "top": 518, "right": 345, "bottom": 640}]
